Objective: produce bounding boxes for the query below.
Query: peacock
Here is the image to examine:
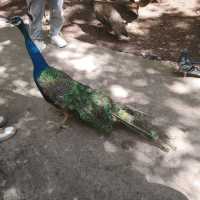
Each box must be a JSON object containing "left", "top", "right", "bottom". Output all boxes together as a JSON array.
[{"left": 9, "top": 16, "right": 160, "bottom": 143}]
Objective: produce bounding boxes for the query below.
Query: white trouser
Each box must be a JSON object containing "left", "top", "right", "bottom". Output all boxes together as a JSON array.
[{"left": 26, "top": 0, "right": 64, "bottom": 39}]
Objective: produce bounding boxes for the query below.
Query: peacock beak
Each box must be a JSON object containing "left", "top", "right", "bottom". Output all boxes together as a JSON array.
[
  {"left": 0, "top": 15, "right": 9, "bottom": 23},
  {"left": 7, "top": 16, "right": 22, "bottom": 26}
]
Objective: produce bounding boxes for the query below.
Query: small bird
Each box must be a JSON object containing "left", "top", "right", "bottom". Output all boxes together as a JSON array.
[
  {"left": 178, "top": 49, "right": 192, "bottom": 71},
  {"left": 9, "top": 16, "right": 159, "bottom": 142},
  {"left": 177, "top": 49, "right": 200, "bottom": 77}
]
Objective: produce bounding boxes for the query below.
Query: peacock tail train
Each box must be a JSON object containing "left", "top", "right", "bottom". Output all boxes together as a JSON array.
[
  {"left": 111, "top": 105, "right": 159, "bottom": 140},
  {"left": 38, "top": 67, "right": 159, "bottom": 140}
]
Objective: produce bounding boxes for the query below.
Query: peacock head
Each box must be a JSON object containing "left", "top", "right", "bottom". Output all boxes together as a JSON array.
[{"left": 9, "top": 16, "right": 23, "bottom": 26}]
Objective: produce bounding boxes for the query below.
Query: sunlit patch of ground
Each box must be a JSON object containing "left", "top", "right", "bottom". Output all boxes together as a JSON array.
[{"left": 0, "top": 2, "right": 200, "bottom": 200}]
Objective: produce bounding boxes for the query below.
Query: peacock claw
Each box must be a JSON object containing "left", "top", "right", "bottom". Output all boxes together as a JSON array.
[
  {"left": 59, "top": 124, "right": 69, "bottom": 129},
  {"left": 56, "top": 112, "right": 71, "bottom": 129},
  {"left": 160, "top": 145, "right": 170, "bottom": 152}
]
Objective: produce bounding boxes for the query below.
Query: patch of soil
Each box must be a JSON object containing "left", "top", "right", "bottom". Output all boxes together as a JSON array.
[
  {"left": 1, "top": 0, "right": 200, "bottom": 62},
  {"left": 62, "top": 0, "right": 200, "bottom": 62}
]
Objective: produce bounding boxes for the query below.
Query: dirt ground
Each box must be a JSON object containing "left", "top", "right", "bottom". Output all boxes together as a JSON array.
[
  {"left": 1, "top": 0, "right": 200, "bottom": 61},
  {"left": 62, "top": 0, "right": 200, "bottom": 62},
  {"left": 0, "top": 1, "right": 200, "bottom": 200}
]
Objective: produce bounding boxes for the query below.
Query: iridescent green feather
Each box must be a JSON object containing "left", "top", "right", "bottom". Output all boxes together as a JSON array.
[
  {"left": 37, "top": 67, "right": 114, "bottom": 133},
  {"left": 36, "top": 67, "right": 159, "bottom": 139}
]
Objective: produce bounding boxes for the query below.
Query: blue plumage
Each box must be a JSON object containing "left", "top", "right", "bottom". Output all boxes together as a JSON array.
[{"left": 14, "top": 17, "right": 48, "bottom": 79}]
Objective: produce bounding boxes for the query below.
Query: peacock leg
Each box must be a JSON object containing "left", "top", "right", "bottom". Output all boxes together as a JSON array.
[
  {"left": 59, "top": 112, "right": 70, "bottom": 129},
  {"left": 47, "top": 112, "right": 70, "bottom": 129}
]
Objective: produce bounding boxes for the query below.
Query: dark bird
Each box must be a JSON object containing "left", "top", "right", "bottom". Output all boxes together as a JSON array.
[
  {"left": 9, "top": 16, "right": 160, "bottom": 143},
  {"left": 177, "top": 49, "right": 200, "bottom": 77}
]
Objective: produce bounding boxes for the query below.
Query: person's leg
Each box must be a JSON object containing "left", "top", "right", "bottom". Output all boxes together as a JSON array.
[
  {"left": 0, "top": 116, "right": 16, "bottom": 142},
  {"left": 26, "top": 0, "right": 45, "bottom": 39},
  {"left": 49, "top": 0, "right": 67, "bottom": 47},
  {"left": 26, "top": 0, "right": 47, "bottom": 50}
]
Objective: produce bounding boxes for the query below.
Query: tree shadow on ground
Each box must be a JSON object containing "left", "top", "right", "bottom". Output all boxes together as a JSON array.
[
  {"left": 0, "top": 8, "right": 200, "bottom": 200},
  {"left": 0, "top": 0, "right": 26, "bottom": 17},
  {"left": 0, "top": 26, "right": 189, "bottom": 198},
  {"left": 0, "top": 99, "right": 190, "bottom": 199},
  {"left": 1, "top": 0, "right": 200, "bottom": 61},
  {"left": 43, "top": 28, "right": 200, "bottom": 199},
  {"left": 0, "top": 93, "right": 189, "bottom": 199},
  {"left": 62, "top": 2, "right": 200, "bottom": 62}
]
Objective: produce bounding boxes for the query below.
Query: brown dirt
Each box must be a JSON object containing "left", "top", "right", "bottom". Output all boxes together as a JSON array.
[
  {"left": 1, "top": 0, "right": 200, "bottom": 62},
  {"left": 1, "top": 1, "right": 200, "bottom": 200}
]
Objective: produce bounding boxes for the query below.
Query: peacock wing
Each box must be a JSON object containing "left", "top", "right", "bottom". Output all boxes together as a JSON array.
[
  {"left": 37, "top": 67, "right": 76, "bottom": 109},
  {"left": 37, "top": 67, "right": 114, "bottom": 133},
  {"left": 77, "top": 90, "right": 114, "bottom": 133}
]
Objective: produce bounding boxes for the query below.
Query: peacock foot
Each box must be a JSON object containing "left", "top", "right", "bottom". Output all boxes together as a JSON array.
[
  {"left": 59, "top": 112, "right": 71, "bottom": 129},
  {"left": 47, "top": 112, "right": 71, "bottom": 130}
]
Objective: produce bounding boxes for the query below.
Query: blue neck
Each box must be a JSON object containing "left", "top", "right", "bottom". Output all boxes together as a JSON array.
[{"left": 17, "top": 22, "right": 49, "bottom": 78}]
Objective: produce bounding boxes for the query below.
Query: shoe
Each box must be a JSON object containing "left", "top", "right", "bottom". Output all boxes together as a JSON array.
[
  {"left": 33, "top": 40, "right": 47, "bottom": 52},
  {"left": 0, "top": 126, "right": 17, "bottom": 142},
  {"left": 0, "top": 116, "right": 7, "bottom": 128},
  {"left": 50, "top": 35, "right": 67, "bottom": 48}
]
